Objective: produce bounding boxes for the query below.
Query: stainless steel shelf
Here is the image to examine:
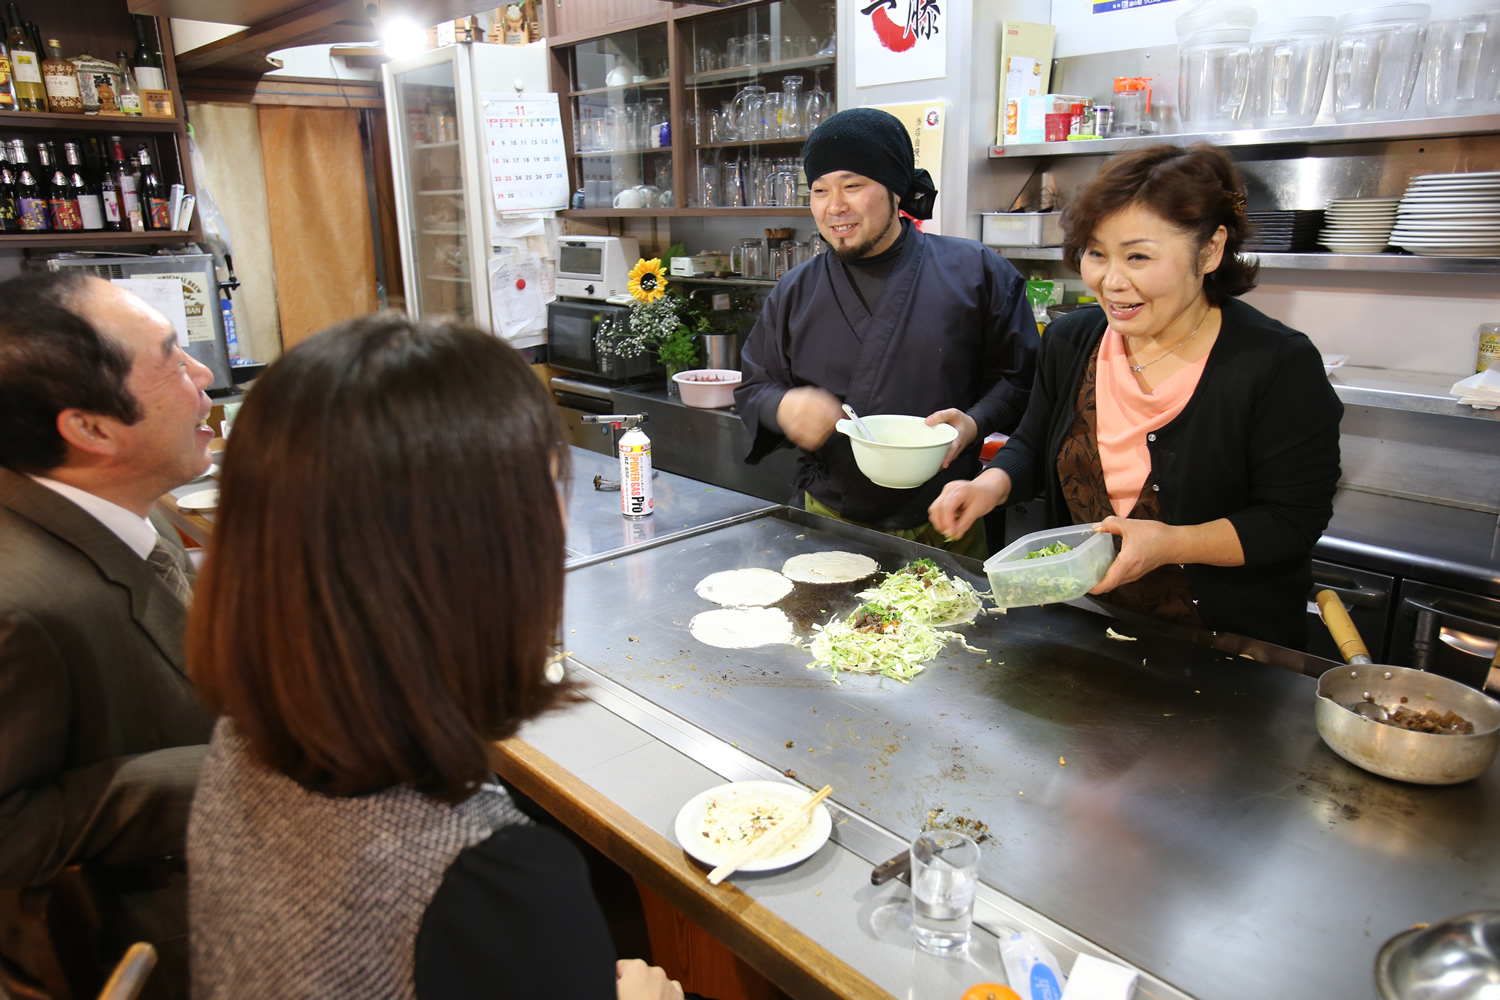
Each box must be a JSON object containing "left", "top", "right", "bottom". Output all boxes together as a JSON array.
[
  {"left": 667, "top": 275, "right": 778, "bottom": 286},
  {"left": 1332, "top": 366, "right": 1499, "bottom": 421},
  {"left": 988, "top": 113, "right": 1500, "bottom": 158},
  {"left": 989, "top": 246, "right": 1500, "bottom": 273}
]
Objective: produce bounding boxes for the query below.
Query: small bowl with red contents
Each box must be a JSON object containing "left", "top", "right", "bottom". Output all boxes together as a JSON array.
[{"left": 672, "top": 369, "right": 742, "bottom": 409}]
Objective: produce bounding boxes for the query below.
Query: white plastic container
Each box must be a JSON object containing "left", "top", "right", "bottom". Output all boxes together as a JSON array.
[
  {"left": 834, "top": 414, "right": 957, "bottom": 490},
  {"left": 1175, "top": 1, "right": 1257, "bottom": 40},
  {"left": 1180, "top": 27, "right": 1254, "bottom": 129},
  {"left": 1423, "top": 0, "right": 1500, "bottom": 115},
  {"left": 1333, "top": 3, "right": 1431, "bottom": 123},
  {"left": 983, "top": 524, "right": 1116, "bottom": 610},
  {"left": 672, "top": 368, "right": 741, "bottom": 408},
  {"left": 1247, "top": 17, "right": 1337, "bottom": 127},
  {"left": 981, "top": 212, "right": 1065, "bottom": 247}
]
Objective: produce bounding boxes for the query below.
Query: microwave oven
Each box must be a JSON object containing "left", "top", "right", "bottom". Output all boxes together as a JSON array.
[
  {"left": 547, "top": 300, "right": 658, "bottom": 381},
  {"left": 555, "top": 236, "right": 639, "bottom": 300}
]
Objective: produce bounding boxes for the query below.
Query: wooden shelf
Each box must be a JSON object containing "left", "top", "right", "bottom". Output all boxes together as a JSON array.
[
  {"left": 0, "top": 228, "right": 202, "bottom": 249},
  {"left": 572, "top": 147, "right": 674, "bottom": 158},
  {"left": 569, "top": 77, "right": 671, "bottom": 97},
  {"left": 0, "top": 110, "right": 184, "bottom": 132},
  {"left": 561, "top": 207, "right": 810, "bottom": 218},
  {"left": 695, "top": 137, "right": 807, "bottom": 150},
  {"left": 687, "top": 55, "right": 834, "bottom": 88}
]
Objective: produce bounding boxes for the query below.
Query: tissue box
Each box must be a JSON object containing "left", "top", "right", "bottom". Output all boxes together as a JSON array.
[
  {"left": 1010, "top": 94, "right": 1091, "bottom": 145},
  {"left": 670, "top": 253, "right": 728, "bottom": 277}
]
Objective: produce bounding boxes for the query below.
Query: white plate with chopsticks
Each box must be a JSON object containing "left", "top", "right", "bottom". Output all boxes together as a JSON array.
[{"left": 674, "top": 780, "right": 832, "bottom": 876}]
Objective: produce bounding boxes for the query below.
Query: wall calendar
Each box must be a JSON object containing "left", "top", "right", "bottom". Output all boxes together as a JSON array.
[{"left": 481, "top": 95, "right": 569, "bottom": 213}]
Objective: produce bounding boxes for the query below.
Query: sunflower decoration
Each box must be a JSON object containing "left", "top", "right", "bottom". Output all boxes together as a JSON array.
[{"left": 628, "top": 257, "right": 669, "bottom": 303}]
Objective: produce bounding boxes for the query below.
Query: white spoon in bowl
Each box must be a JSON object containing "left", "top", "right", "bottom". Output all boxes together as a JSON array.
[{"left": 841, "top": 403, "right": 878, "bottom": 443}]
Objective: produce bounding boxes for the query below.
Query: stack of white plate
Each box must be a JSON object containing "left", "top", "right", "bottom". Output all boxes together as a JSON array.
[
  {"left": 1319, "top": 197, "right": 1401, "bottom": 253},
  {"left": 1390, "top": 172, "right": 1500, "bottom": 257}
]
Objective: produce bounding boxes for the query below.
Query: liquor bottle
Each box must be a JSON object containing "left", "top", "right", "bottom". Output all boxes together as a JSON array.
[
  {"left": 114, "top": 53, "right": 141, "bottom": 115},
  {"left": 63, "top": 141, "right": 102, "bottom": 230},
  {"left": 0, "top": 35, "right": 16, "bottom": 110},
  {"left": 131, "top": 16, "right": 165, "bottom": 92},
  {"left": 9, "top": 139, "right": 47, "bottom": 230},
  {"left": 40, "top": 142, "right": 81, "bottom": 230},
  {"left": 108, "top": 136, "right": 140, "bottom": 230},
  {"left": 5, "top": 5, "right": 44, "bottom": 111},
  {"left": 0, "top": 145, "right": 19, "bottom": 232},
  {"left": 41, "top": 38, "right": 82, "bottom": 113},
  {"left": 136, "top": 144, "right": 168, "bottom": 229},
  {"left": 97, "top": 141, "right": 121, "bottom": 230}
]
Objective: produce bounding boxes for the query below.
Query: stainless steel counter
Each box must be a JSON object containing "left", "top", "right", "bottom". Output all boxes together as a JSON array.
[
  {"left": 1319, "top": 489, "right": 1500, "bottom": 598},
  {"left": 564, "top": 447, "right": 777, "bottom": 565},
  {"left": 560, "top": 507, "right": 1500, "bottom": 1000}
]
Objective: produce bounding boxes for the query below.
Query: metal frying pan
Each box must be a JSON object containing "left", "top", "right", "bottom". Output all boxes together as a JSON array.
[{"left": 1314, "top": 590, "right": 1500, "bottom": 785}]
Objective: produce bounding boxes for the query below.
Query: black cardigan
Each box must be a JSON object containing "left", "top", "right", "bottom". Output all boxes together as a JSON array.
[{"left": 988, "top": 297, "right": 1343, "bottom": 650}]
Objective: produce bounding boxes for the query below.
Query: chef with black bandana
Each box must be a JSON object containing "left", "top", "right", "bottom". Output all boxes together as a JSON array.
[{"left": 735, "top": 107, "right": 1039, "bottom": 556}]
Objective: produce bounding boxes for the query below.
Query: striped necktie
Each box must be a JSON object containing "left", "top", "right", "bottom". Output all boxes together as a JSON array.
[{"left": 146, "top": 537, "right": 193, "bottom": 607}]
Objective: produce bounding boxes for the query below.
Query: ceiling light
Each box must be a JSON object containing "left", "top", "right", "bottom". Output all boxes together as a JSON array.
[{"left": 380, "top": 16, "right": 427, "bottom": 60}]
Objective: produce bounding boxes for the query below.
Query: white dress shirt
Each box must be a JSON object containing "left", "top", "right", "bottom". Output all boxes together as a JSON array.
[{"left": 27, "top": 475, "right": 159, "bottom": 559}]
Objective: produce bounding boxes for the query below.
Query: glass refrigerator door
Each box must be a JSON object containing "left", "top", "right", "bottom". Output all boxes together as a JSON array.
[{"left": 389, "top": 53, "right": 476, "bottom": 322}]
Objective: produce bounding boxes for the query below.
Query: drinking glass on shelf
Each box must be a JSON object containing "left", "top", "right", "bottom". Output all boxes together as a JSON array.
[
  {"left": 780, "top": 75, "right": 806, "bottom": 137},
  {"left": 602, "top": 107, "right": 621, "bottom": 151},
  {"left": 729, "top": 85, "right": 767, "bottom": 141},
  {"left": 645, "top": 97, "right": 666, "bottom": 148},
  {"left": 818, "top": 3, "right": 837, "bottom": 57},
  {"left": 699, "top": 163, "right": 721, "bottom": 207},
  {"left": 752, "top": 33, "right": 772, "bottom": 64},
  {"left": 696, "top": 45, "right": 719, "bottom": 73},
  {"left": 724, "top": 160, "right": 748, "bottom": 207},
  {"left": 731, "top": 238, "right": 766, "bottom": 277},
  {"left": 771, "top": 159, "right": 798, "bottom": 206},
  {"left": 804, "top": 72, "right": 834, "bottom": 131},
  {"left": 761, "top": 92, "right": 784, "bottom": 139},
  {"left": 728, "top": 35, "right": 750, "bottom": 67}
]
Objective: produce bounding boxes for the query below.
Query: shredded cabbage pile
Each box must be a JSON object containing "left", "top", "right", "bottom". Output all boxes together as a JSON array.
[
  {"left": 856, "top": 558, "right": 983, "bottom": 626},
  {"left": 807, "top": 598, "right": 983, "bottom": 684}
]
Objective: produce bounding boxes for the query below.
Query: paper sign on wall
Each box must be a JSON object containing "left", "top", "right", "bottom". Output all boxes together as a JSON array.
[
  {"left": 871, "top": 100, "right": 945, "bottom": 232},
  {"left": 488, "top": 252, "right": 546, "bottom": 345},
  {"left": 111, "top": 278, "right": 190, "bottom": 346},
  {"left": 854, "top": 0, "right": 946, "bottom": 88},
  {"left": 1092, "top": 0, "right": 1180, "bottom": 13},
  {"left": 481, "top": 95, "right": 569, "bottom": 214}
]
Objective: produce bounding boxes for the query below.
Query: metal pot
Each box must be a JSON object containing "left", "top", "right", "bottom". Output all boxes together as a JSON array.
[
  {"left": 1315, "top": 589, "right": 1500, "bottom": 784},
  {"left": 700, "top": 333, "right": 744, "bottom": 371}
]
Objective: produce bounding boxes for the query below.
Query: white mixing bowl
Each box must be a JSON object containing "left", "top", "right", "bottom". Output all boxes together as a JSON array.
[{"left": 835, "top": 414, "right": 957, "bottom": 489}]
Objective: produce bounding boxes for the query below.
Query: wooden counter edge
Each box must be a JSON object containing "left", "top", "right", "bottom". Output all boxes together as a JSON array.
[{"left": 489, "top": 737, "right": 894, "bottom": 1000}]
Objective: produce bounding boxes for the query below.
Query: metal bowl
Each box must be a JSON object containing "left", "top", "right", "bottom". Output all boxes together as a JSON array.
[
  {"left": 1315, "top": 665, "right": 1500, "bottom": 785},
  {"left": 1375, "top": 911, "right": 1500, "bottom": 1000}
]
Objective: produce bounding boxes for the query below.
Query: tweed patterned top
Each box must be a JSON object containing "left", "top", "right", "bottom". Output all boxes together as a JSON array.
[{"left": 188, "top": 718, "right": 529, "bottom": 999}]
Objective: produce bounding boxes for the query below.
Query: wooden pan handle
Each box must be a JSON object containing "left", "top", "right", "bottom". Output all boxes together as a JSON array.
[{"left": 1316, "top": 590, "right": 1371, "bottom": 665}]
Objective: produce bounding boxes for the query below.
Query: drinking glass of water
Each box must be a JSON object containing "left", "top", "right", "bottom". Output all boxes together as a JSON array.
[{"left": 909, "top": 829, "right": 981, "bottom": 953}]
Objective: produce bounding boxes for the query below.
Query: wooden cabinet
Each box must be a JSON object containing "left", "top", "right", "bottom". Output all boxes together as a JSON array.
[
  {"left": 550, "top": 0, "right": 837, "bottom": 219},
  {"left": 1, "top": 1, "right": 197, "bottom": 250},
  {"left": 546, "top": 0, "right": 666, "bottom": 44}
]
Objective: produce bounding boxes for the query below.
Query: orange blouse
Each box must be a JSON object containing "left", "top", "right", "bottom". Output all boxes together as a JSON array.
[{"left": 1095, "top": 327, "right": 1208, "bottom": 517}]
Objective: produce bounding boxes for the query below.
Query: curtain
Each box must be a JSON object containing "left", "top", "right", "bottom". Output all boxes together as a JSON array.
[
  {"left": 256, "top": 106, "right": 378, "bottom": 349},
  {"left": 184, "top": 102, "right": 282, "bottom": 363}
]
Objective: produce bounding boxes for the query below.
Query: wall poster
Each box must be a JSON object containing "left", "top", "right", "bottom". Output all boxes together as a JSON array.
[
  {"left": 854, "top": 0, "right": 946, "bottom": 88},
  {"left": 870, "top": 100, "right": 945, "bottom": 232}
]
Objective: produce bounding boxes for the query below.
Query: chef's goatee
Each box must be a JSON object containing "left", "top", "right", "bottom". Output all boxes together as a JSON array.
[{"left": 801, "top": 107, "right": 938, "bottom": 221}]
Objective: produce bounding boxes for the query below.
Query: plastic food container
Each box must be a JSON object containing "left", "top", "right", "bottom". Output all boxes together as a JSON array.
[
  {"left": 834, "top": 414, "right": 957, "bottom": 489},
  {"left": 1422, "top": 0, "right": 1500, "bottom": 115},
  {"left": 983, "top": 524, "right": 1116, "bottom": 610},
  {"left": 1333, "top": 3, "right": 1431, "bottom": 123},
  {"left": 673, "top": 369, "right": 742, "bottom": 408},
  {"left": 1180, "top": 27, "right": 1254, "bottom": 129},
  {"left": 981, "top": 212, "right": 1064, "bottom": 247},
  {"left": 1247, "top": 16, "right": 1337, "bottom": 127}
]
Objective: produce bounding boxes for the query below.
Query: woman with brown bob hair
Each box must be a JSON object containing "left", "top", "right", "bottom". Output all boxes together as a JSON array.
[
  {"left": 185, "top": 315, "right": 680, "bottom": 1000},
  {"left": 931, "top": 143, "right": 1342, "bottom": 649}
]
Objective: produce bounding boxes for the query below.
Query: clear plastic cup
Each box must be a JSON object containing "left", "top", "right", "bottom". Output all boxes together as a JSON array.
[{"left": 1247, "top": 16, "right": 1337, "bottom": 127}]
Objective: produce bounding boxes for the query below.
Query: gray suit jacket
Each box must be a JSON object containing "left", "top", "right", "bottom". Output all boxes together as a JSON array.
[{"left": 0, "top": 468, "right": 213, "bottom": 890}]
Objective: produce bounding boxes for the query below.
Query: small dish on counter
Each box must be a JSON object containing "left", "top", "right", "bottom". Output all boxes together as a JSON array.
[
  {"left": 177, "top": 489, "right": 220, "bottom": 512},
  {"left": 674, "top": 780, "right": 832, "bottom": 873},
  {"left": 673, "top": 369, "right": 742, "bottom": 409},
  {"left": 1321, "top": 354, "right": 1348, "bottom": 376}
]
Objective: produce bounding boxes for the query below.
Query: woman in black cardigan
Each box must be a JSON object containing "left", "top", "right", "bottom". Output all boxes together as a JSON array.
[{"left": 930, "top": 144, "right": 1342, "bottom": 650}]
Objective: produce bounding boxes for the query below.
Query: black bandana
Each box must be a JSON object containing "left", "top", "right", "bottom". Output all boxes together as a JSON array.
[{"left": 801, "top": 108, "right": 938, "bottom": 220}]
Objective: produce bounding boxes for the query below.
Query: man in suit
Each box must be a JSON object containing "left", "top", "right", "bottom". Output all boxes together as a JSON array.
[{"left": 0, "top": 272, "right": 217, "bottom": 1000}]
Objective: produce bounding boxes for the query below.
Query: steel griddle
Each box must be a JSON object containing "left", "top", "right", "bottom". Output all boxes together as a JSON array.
[{"left": 561, "top": 508, "right": 1500, "bottom": 1000}]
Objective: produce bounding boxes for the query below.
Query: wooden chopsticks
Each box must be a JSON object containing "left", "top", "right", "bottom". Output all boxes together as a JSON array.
[{"left": 706, "top": 785, "right": 832, "bottom": 886}]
